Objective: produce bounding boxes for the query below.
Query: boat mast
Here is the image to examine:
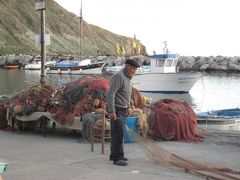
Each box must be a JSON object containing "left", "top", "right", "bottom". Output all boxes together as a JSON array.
[{"left": 79, "top": 0, "right": 83, "bottom": 60}]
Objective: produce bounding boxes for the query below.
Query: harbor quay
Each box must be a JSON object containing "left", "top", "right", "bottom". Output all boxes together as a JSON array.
[{"left": 0, "top": 128, "right": 239, "bottom": 180}]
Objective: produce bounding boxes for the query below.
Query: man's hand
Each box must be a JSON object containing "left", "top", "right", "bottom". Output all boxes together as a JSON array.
[
  {"left": 127, "top": 108, "right": 131, "bottom": 116},
  {"left": 109, "top": 112, "right": 116, "bottom": 121}
]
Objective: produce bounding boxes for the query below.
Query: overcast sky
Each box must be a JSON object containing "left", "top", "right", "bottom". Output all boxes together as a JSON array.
[{"left": 54, "top": 0, "right": 240, "bottom": 56}]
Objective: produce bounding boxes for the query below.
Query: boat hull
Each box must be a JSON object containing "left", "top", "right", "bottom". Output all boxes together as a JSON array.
[
  {"left": 24, "top": 64, "right": 41, "bottom": 70},
  {"left": 3, "top": 65, "right": 19, "bottom": 70},
  {"left": 46, "top": 63, "right": 104, "bottom": 75},
  {"left": 197, "top": 117, "right": 240, "bottom": 124},
  {"left": 46, "top": 66, "right": 103, "bottom": 75},
  {"left": 132, "top": 71, "right": 201, "bottom": 93},
  {"left": 196, "top": 108, "right": 240, "bottom": 124}
]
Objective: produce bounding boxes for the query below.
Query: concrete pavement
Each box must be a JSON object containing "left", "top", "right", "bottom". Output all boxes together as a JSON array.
[{"left": 0, "top": 128, "right": 239, "bottom": 180}]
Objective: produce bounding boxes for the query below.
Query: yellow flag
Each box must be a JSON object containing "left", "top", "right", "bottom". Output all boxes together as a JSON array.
[
  {"left": 120, "top": 45, "right": 126, "bottom": 56},
  {"left": 116, "top": 43, "right": 121, "bottom": 55},
  {"left": 116, "top": 43, "right": 125, "bottom": 56},
  {"left": 137, "top": 42, "right": 141, "bottom": 54},
  {"left": 132, "top": 40, "right": 137, "bottom": 49}
]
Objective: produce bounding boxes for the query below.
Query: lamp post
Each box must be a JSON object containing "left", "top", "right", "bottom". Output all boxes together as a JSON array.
[{"left": 35, "top": 0, "right": 46, "bottom": 85}]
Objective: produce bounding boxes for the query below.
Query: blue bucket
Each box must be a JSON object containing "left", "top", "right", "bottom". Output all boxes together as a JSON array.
[{"left": 124, "top": 116, "right": 138, "bottom": 143}]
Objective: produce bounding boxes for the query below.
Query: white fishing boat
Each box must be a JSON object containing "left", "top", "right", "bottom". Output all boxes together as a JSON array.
[
  {"left": 24, "top": 56, "right": 55, "bottom": 70},
  {"left": 24, "top": 56, "right": 41, "bottom": 70},
  {"left": 133, "top": 54, "right": 201, "bottom": 93},
  {"left": 102, "top": 53, "right": 201, "bottom": 93},
  {"left": 45, "top": 59, "right": 104, "bottom": 75}
]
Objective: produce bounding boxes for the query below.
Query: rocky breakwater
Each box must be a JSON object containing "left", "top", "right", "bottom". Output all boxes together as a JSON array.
[
  {"left": 179, "top": 56, "right": 240, "bottom": 72},
  {"left": 0, "top": 54, "right": 33, "bottom": 67}
]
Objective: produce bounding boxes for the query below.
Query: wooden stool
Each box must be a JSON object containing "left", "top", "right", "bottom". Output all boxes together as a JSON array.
[{"left": 90, "top": 109, "right": 110, "bottom": 154}]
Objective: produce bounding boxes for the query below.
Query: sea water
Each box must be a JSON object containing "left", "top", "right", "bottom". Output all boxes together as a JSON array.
[
  {"left": 1, "top": 69, "right": 240, "bottom": 130},
  {"left": 1, "top": 69, "right": 240, "bottom": 112}
]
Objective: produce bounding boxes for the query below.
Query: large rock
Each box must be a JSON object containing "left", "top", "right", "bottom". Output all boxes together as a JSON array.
[
  {"left": 199, "top": 64, "right": 209, "bottom": 71},
  {"left": 228, "top": 63, "right": 240, "bottom": 71},
  {"left": 209, "top": 61, "right": 228, "bottom": 70},
  {"left": 178, "top": 56, "right": 195, "bottom": 70}
]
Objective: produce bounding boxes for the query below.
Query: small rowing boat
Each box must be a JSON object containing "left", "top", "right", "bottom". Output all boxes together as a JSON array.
[
  {"left": 196, "top": 108, "right": 240, "bottom": 124},
  {"left": 3, "top": 64, "right": 19, "bottom": 70}
]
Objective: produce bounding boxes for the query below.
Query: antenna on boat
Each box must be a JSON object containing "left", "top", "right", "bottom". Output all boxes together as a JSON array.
[
  {"left": 79, "top": 0, "right": 83, "bottom": 60},
  {"left": 163, "top": 41, "right": 168, "bottom": 54}
]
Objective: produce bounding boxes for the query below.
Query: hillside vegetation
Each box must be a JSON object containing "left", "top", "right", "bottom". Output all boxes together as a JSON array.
[{"left": 0, "top": 0, "right": 146, "bottom": 56}]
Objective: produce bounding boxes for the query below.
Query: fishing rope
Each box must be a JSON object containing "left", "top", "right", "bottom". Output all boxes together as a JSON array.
[
  {"left": 80, "top": 21, "right": 96, "bottom": 55},
  {"left": 85, "top": 21, "right": 115, "bottom": 52},
  {"left": 85, "top": 22, "right": 97, "bottom": 46},
  {"left": 125, "top": 125, "right": 240, "bottom": 180}
]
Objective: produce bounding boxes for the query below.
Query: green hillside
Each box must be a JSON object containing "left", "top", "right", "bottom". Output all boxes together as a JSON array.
[{"left": 0, "top": 0, "right": 146, "bottom": 56}]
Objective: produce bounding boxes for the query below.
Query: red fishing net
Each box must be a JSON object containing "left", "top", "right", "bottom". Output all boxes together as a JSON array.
[
  {"left": 0, "top": 98, "right": 10, "bottom": 129},
  {"left": 50, "top": 76, "right": 110, "bottom": 125},
  {"left": 79, "top": 76, "right": 109, "bottom": 92},
  {"left": 8, "top": 84, "right": 53, "bottom": 116},
  {"left": 148, "top": 98, "right": 204, "bottom": 142},
  {"left": 50, "top": 76, "right": 145, "bottom": 125}
]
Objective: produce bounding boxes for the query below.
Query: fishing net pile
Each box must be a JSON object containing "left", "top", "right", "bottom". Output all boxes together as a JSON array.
[
  {"left": 8, "top": 84, "right": 54, "bottom": 116},
  {"left": 50, "top": 76, "right": 109, "bottom": 125},
  {"left": 147, "top": 98, "right": 204, "bottom": 142},
  {"left": 131, "top": 87, "right": 145, "bottom": 110},
  {"left": 129, "top": 108, "right": 148, "bottom": 135},
  {"left": 128, "top": 98, "right": 239, "bottom": 179},
  {"left": 0, "top": 97, "right": 10, "bottom": 129},
  {"left": 49, "top": 76, "right": 145, "bottom": 126}
]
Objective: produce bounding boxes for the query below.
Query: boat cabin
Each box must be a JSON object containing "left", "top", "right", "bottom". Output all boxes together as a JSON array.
[{"left": 145, "top": 54, "right": 179, "bottom": 73}]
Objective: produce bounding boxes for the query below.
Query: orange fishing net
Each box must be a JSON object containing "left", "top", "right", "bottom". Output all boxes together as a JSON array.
[
  {"left": 132, "top": 132, "right": 240, "bottom": 180},
  {"left": 131, "top": 87, "right": 145, "bottom": 109}
]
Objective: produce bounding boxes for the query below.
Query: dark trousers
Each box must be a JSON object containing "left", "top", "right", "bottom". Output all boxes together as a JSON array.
[{"left": 110, "top": 106, "right": 128, "bottom": 162}]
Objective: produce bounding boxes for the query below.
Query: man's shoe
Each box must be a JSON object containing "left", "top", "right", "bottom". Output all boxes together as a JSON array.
[
  {"left": 110, "top": 157, "right": 128, "bottom": 161},
  {"left": 113, "top": 160, "right": 128, "bottom": 166}
]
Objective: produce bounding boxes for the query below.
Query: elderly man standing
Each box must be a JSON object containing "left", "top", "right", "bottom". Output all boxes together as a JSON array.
[{"left": 107, "top": 59, "right": 140, "bottom": 166}]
